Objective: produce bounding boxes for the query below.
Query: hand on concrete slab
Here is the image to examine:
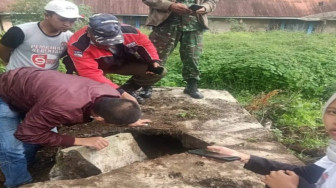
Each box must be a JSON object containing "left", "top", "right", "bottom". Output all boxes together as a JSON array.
[
  {"left": 74, "top": 137, "right": 109, "bottom": 150},
  {"left": 207, "top": 145, "right": 251, "bottom": 163},
  {"left": 129, "top": 119, "right": 152, "bottom": 127},
  {"left": 170, "top": 3, "right": 192, "bottom": 15},
  {"left": 262, "top": 170, "right": 299, "bottom": 188}
]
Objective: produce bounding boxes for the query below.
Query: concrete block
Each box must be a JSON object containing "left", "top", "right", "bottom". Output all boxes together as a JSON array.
[{"left": 49, "top": 133, "right": 147, "bottom": 180}]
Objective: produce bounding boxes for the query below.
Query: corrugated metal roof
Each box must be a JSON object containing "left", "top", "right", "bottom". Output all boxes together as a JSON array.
[
  {"left": 0, "top": 0, "right": 13, "bottom": 12},
  {"left": 74, "top": 0, "right": 149, "bottom": 15},
  {"left": 1, "top": 0, "right": 336, "bottom": 18},
  {"left": 73, "top": 0, "right": 336, "bottom": 18},
  {"left": 210, "top": 0, "right": 336, "bottom": 18},
  {"left": 300, "top": 10, "right": 336, "bottom": 21}
]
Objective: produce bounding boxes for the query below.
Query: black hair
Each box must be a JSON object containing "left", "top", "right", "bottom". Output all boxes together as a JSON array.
[
  {"left": 45, "top": 10, "right": 56, "bottom": 16},
  {"left": 92, "top": 97, "right": 141, "bottom": 125}
]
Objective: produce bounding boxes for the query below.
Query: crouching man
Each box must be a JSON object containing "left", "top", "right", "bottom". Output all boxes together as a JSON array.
[
  {"left": 67, "top": 13, "right": 166, "bottom": 103},
  {"left": 0, "top": 67, "right": 149, "bottom": 187}
]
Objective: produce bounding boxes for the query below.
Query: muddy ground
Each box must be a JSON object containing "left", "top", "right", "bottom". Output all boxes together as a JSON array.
[{"left": 0, "top": 95, "right": 238, "bottom": 186}]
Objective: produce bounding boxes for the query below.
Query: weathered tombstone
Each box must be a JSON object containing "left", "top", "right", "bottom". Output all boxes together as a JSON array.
[{"left": 49, "top": 133, "right": 147, "bottom": 180}]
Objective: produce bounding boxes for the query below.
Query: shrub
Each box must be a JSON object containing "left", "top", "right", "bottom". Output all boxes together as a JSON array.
[{"left": 198, "top": 31, "right": 336, "bottom": 98}]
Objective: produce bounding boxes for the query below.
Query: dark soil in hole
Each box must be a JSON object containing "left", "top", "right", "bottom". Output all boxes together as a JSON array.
[
  {"left": 0, "top": 95, "right": 242, "bottom": 185},
  {"left": 132, "top": 133, "right": 187, "bottom": 159}
]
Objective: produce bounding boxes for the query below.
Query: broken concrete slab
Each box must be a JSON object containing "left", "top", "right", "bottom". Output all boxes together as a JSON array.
[
  {"left": 22, "top": 87, "right": 304, "bottom": 187},
  {"left": 24, "top": 153, "right": 265, "bottom": 188},
  {"left": 49, "top": 133, "right": 147, "bottom": 180}
]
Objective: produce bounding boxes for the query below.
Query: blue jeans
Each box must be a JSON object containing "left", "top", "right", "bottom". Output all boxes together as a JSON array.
[{"left": 0, "top": 98, "right": 35, "bottom": 187}]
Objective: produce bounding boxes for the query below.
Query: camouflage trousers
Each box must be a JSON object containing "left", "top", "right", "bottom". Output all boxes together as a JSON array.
[{"left": 149, "top": 23, "right": 204, "bottom": 81}]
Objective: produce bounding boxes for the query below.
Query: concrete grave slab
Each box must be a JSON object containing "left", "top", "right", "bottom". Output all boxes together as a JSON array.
[
  {"left": 49, "top": 133, "right": 147, "bottom": 180},
  {"left": 22, "top": 87, "right": 303, "bottom": 188}
]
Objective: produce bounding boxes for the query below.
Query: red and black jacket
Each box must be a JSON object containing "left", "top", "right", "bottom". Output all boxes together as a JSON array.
[{"left": 67, "top": 25, "right": 160, "bottom": 88}]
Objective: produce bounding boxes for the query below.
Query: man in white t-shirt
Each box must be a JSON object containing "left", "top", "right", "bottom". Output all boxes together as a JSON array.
[
  {"left": 0, "top": 0, "right": 81, "bottom": 187},
  {"left": 0, "top": 0, "right": 81, "bottom": 71}
]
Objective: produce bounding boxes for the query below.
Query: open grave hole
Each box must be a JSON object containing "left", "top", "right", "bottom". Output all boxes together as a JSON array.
[
  {"left": 132, "top": 133, "right": 188, "bottom": 159},
  {"left": 3, "top": 129, "right": 210, "bottom": 184},
  {"left": 48, "top": 131, "right": 205, "bottom": 181}
]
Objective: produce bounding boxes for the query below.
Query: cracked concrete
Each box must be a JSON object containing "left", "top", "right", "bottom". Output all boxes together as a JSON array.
[{"left": 22, "top": 87, "right": 303, "bottom": 188}]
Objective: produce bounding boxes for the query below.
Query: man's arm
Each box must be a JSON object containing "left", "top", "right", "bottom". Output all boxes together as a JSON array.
[
  {"left": 0, "top": 26, "right": 25, "bottom": 64},
  {"left": 244, "top": 155, "right": 301, "bottom": 175},
  {"left": 127, "top": 27, "right": 160, "bottom": 64},
  {"left": 14, "top": 105, "right": 112, "bottom": 150},
  {"left": 143, "top": 0, "right": 192, "bottom": 15},
  {"left": 200, "top": 0, "right": 219, "bottom": 13},
  {"left": 207, "top": 146, "right": 325, "bottom": 186},
  {"left": 0, "top": 44, "right": 12, "bottom": 65},
  {"left": 14, "top": 105, "right": 76, "bottom": 147},
  {"left": 62, "top": 54, "right": 77, "bottom": 74},
  {"left": 142, "top": 0, "right": 175, "bottom": 11},
  {"left": 67, "top": 45, "right": 119, "bottom": 88},
  {"left": 245, "top": 155, "right": 325, "bottom": 184},
  {"left": 131, "top": 28, "right": 167, "bottom": 74}
]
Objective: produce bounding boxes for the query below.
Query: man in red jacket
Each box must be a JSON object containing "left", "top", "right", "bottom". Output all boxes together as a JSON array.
[
  {"left": 67, "top": 14, "right": 166, "bottom": 103},
  {"left": 0, "top": 67, "right": 148, "bottom": 187}
]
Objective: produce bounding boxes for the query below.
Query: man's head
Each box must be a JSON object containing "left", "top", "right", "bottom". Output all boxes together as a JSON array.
[
  {"left": 92, "top": 97, "right": 141, "bottom": 125},
  {"left": 45, "top": 0, "right": 81, "bottom": 19},
  {"left": 44, "top": 0, "right": 82, "bottom": 32},
  {"left": 87, "top": 14, "right": 124, "bottom": 48}
]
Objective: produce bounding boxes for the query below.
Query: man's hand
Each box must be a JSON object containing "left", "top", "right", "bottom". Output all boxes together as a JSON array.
[
  {"left": 262, "top": 170, "right": 299, "bottom": 188},
  {"left": 74, "top": 137, "right": 109, "bottom": 150},
  {"left": 170, "top": 3, "right": 192, "bottom": 15},
  {"left": 195, "top": 7, "right": 206, "bottom": 14},
  {"left": 120, "top": 92, "right": 138, "bottom": 104},
  {"left": 129, "top": 119, "right": 152, "bottom": 127},
  {"left": 152, "top": 62, "right": 160, "bottom": 68},
  {"left": 146, "top": 62, "right": 164, "bottom": 75},
  {"left": 207, "top": 145, "right": 251, "bottom": 163}
]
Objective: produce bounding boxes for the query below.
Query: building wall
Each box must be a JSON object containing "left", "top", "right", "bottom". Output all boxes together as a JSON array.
[
  {"left": 115, "top": 16, "right": 147, "bottom": 29},
  {"left": 321, "top": 20, "right": 336, "bottom": 33},
  {"left": 208, "top": 18, "right": 336, "bottom": 33},
  {"left": 72, "top": 0, "right": 336, "bottom": 19},
  {"left": 1, "top": 13, "right": 335, "bottom": 34},
  {"left": 208, "top": 18, "right": 270, "bottom": 32}
]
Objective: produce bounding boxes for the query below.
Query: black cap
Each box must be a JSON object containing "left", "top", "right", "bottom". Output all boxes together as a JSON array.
[{"left": 89, "top": 14, "right": 124, "bottom": 45}]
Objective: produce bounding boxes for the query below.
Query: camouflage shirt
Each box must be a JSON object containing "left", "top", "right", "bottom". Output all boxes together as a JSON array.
[{"left": 166, "top": 0, "right": 205, "bottom": 31}]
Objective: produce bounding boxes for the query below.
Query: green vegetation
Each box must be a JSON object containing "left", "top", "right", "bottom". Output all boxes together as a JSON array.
[
  {"left": 89, "top": 31, "right": 335, "bottom": 159},
  {"left": 155, "top": 31, "right": 334, "bottom": 159}
]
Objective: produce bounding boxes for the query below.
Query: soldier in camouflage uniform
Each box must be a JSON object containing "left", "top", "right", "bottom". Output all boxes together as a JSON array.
[{"left": 142, "top": 0, "right": 218, "bottom": 99}]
